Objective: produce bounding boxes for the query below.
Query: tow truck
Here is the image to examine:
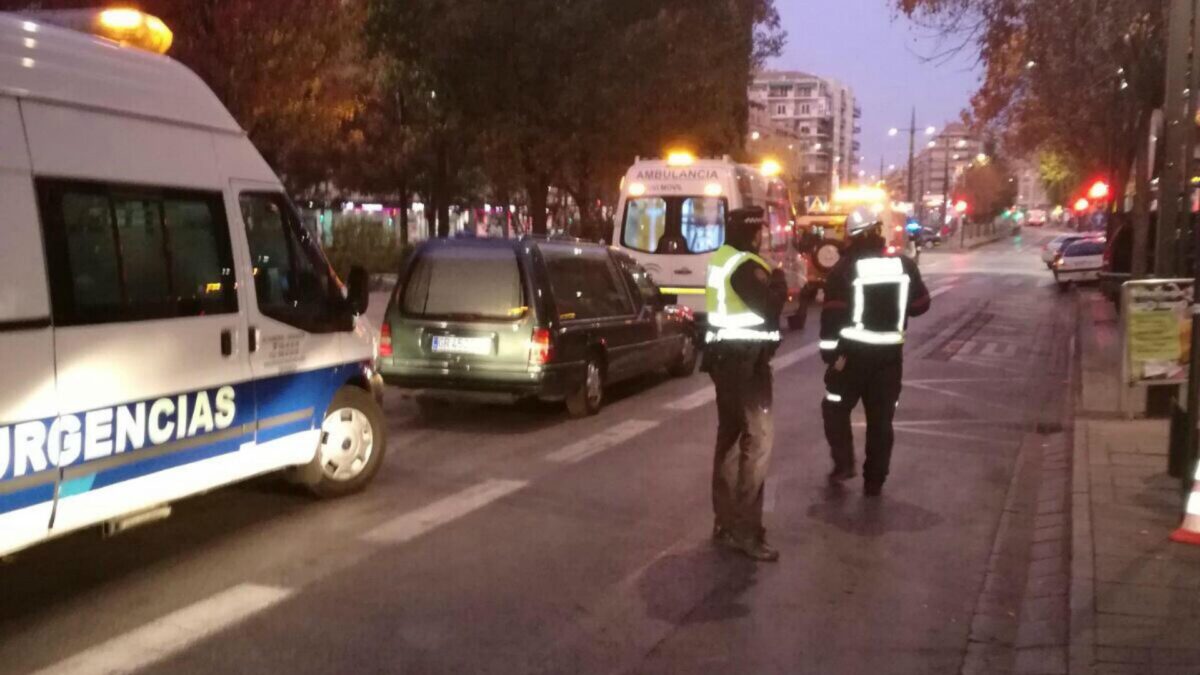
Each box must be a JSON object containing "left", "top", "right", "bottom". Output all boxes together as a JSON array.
[{"left": 794, "top": 186, "right": 915, "bottom": 300}]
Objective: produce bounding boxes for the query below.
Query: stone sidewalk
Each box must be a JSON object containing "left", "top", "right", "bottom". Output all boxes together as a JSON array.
[{"left": 1071, "top": 291, "right": 1200, "bottom": 674}]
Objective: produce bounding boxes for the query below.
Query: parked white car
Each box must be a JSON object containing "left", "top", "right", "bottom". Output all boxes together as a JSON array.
[
  {"left": 1042, "top": 234, "right": 1088, "bottom": 267},
  {"left": 1053, "top": 238, "right": 1106, "bottom": 290}
]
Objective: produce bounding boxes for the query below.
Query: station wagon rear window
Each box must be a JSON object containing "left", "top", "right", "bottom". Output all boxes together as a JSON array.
[{"left": 401, "top": 245, "right": 526, "bottom": 321}]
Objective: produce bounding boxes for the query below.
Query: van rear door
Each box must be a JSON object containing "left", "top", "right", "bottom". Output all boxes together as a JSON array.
[{"left": 0, "top": 98, "right": 57, "bottom": 556}]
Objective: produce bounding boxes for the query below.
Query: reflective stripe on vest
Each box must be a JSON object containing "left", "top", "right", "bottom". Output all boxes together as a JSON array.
[
  {"left": 842, "top": 256, "right": 910, "bottom": 346},
  {"left": 705, "top": 245, "right": 779, "bottom": 342}
]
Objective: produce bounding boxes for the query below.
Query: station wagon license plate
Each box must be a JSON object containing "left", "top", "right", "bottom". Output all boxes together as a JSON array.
[{"left": 430, "top": 335, "right": 492, "bottom": 356}]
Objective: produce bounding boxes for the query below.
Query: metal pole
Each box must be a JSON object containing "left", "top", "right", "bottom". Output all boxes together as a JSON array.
[
  {"left": 906, "top": 107, "right": 917, "bottom": 203},
  {"left": 942, "top": 135, "right": 952, "bottom": 238},
  {"left": 1156, "top": 0, "right": 1196, "bottom": 276},
  {"left": 1184, "top": 0, "right": 1200, "bottom": 487}
]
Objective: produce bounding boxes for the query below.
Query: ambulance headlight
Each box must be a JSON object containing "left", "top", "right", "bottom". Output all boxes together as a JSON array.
[
  {"left": 704, "top": 182, "right": 723, "bottom": 197},
  {"left": 628, "top": 182, "right": 647, "bottom": 197}
]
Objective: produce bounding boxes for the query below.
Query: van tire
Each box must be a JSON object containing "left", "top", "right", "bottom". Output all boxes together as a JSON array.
[
  {"left": 668, "top": 335, "right": 698, "bottom": 377},
  {"left": 566, "top": 357, "right": 604, "bottom": 418},
  {"left": 302, "top": 386, "right": 387, "bottom": 498}
]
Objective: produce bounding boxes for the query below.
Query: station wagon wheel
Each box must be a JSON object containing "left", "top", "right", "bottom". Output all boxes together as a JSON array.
[
  {"left": 303, "top": 386, "right": 387, "bottom": 498},
  {"left": 566, "top": 356, "right": 604, "bottom": 418}
]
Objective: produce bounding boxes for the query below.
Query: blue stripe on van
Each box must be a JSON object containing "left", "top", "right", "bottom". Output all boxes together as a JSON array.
[
  {"left": 0, "top": 483, "right": 54, "bottom": 514},
  {"left": 0, "top": 362, "right": 368, "bottom": 515}
]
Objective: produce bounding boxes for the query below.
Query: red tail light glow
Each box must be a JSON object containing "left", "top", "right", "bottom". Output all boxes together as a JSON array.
[
  {"left": 530, "top": 328, "right": 553, "bottom": 365},
  {"left": 886, "top": 245, "right": 897, "bottom": 255},
  {"left": 379, "top": 323, "right": 393, "bottom": 357}
]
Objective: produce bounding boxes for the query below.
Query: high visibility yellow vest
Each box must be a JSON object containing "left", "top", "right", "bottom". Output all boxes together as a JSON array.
[{"left": 705, "top": 245, "right": 781, "bottom": 343}]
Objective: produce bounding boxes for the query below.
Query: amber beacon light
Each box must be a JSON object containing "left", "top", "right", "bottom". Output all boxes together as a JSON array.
[{"left": 94, "top": 8, "right": 174, "bottom": 54}]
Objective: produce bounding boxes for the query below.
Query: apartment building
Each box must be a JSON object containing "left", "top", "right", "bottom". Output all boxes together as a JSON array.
[{"left": 747, "top": 71, "right": 860, "bottom": 200}]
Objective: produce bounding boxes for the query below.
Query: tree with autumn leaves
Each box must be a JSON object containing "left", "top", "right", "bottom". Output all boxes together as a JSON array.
[
  {"left": 2, "top": 0, "right": 784, "bottom": 238},
  {"left": 896, "top": 0, "right": 1166, "bottom": 208}
]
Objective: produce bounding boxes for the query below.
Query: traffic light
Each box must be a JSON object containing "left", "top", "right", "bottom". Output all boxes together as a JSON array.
[
  {"left": 1087, "top": 180, "right": 1110, "bottom": 200},
  {"left": 1074, "top": 198, "right": 1090, "bottom": 212},
  {"left": 954, "top": 200, "right": 969, "bottom": 214}
]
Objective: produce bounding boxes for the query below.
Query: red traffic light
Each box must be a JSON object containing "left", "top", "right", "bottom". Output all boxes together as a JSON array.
[
  {"left": 1087, "top": 181, "right": 1110, "bottom": 200},
  {"left": 1074, "top": 198, "right": 1090, "bottom": 212},
  {"left": 954, "top": 200, "right": 968, "bottom": 214}
]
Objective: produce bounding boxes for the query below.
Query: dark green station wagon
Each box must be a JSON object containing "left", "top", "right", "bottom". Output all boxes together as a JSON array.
[{"left": 378, "top": 237, "right": 699, "bottom": 417}]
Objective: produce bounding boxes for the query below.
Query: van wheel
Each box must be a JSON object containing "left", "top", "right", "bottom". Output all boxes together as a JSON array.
[
  {"left": 566, "top": 357, "right": 604, "bottom": 418},
  {"left": 668, "top": 335, "right": 698, "bottom": 377},
  {"left": 304, "top": 386, "right": 387, "bottom": 498}
]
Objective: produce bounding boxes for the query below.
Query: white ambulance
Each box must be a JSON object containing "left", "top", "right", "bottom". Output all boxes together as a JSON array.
[
  {"left": 0, "top": 11, "right": 386, "bottom": 558},
  {"left": 612, "top": 154, "right": 807, "bottom": 328}
]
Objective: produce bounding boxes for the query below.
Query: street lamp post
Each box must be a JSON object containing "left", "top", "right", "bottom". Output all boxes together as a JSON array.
[{"left": 888, "top": 108, "right": 936, "bottom": 204}]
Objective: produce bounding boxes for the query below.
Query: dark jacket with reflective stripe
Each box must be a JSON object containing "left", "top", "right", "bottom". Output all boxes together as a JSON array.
[{"left": 820, "top": 246, "right": 930, "bottom": 362}]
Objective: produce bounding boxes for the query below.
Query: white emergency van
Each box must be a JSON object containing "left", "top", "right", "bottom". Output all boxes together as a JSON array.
[
  {"left": 612, "top": 155, "right": 807, "bottom": 328},
  {"left": 0, "top": 12, "right": 386, "bottom": 558}
]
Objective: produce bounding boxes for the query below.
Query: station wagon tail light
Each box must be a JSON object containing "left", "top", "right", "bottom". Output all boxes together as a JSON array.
[
  {"left": 530, "top": 328, "right": 553, "bottom": 365},
  {"left": 379, "top": 323, "right": 393, "bottom": 357}
]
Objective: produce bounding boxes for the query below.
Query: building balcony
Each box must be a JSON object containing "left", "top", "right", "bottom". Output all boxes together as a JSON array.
[
  {"left": 854, "top": 105, "right": 862, "bottom": 119},
  {"left": 851, "top": 141, "right": 862, "bottom": 152}
]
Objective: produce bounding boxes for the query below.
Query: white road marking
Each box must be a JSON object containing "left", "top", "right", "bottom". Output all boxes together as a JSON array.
[
  {"left": 33, "top": 584, "right": 293, "bottom": 675},
  {"left": 663, "top": 342, "right": 820, "bottom": 411},
  {"left": 1004, "top": 276, "right": 1025, "bottom": 287},
  {"left": 773, "top": 341, "right": 821, "bottom": 370},
  {"left": 891, "top": 426, "right": 1008, "bottom": 444},
  {"left": 905, "top": 381, "right": 1025, "bottom": 413},
  {"left": 546, "top": 420, "right": 659, "bottom": 463},
  {"left": 929, "top": 285, "right": 955, "bottom": 300},
  {"left": 664, "top": 387, "right": 716, "bottom": 411},
  {"left": 362, "top": 479, "right": 528, "bottom": 544},
  {"left": 959, "top": 340, "right": 979, "bottom": 356},
  {"left": 980, "top": 342, "right": 1018, "bottom": 358}
]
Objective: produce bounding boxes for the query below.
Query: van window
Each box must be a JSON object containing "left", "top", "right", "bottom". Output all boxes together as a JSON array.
[
  {"left": 541, "top": 245, "right": 634, "bottom": 320},
  {"left": 621, "top": 197, "right": 727, "bottom": 255},
  {"left": 240, "top": 193, "right": 346, "bottom": 333},
  {"left": 622, "top": 198, "right": 667, "bottom": 252},
  {"left": 401, "top": 244, "right": 525, "bottom": 321},
  {"left": 39, "top": 180, "right": 237, "bottom": 326}
]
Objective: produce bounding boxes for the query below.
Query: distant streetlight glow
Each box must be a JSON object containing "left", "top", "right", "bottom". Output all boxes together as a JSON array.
[
  {"left": 750, "top": 131, "right": 761, "bottom": 141},
  {"left": 888, "top": 128, "right": 899, "bottom": 137},
  {"left": 925, "top": 126, "right": 937, "bottom": 135}
]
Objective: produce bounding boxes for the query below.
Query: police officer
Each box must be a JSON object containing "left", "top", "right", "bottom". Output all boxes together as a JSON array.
[
  {"left": 820, "top": 207, "right": 931, "bottom": 496},
  {"left": 704, "top": 206, "right": 787, "bottom": 562}
]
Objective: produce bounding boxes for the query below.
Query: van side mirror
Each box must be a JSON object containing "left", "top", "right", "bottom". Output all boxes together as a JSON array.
[{"left": 347, "top": 265, "right": 369, "bottom": 315}]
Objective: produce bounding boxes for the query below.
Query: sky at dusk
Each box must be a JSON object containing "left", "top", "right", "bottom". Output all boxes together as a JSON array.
[{"left": 770, "top": 0, "right": 982, "bottom": 179}]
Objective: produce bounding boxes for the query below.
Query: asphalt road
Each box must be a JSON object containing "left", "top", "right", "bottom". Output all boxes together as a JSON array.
[{"left": 0, "top": 229, "right": 1074, "bottom": 675}]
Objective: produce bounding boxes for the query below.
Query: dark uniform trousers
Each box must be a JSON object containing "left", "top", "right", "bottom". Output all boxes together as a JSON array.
[
  {"left": 822, "top": 345, "right": 903, "bottom": 484},
  {"left": 708, "top": 342, "right": 774, "bottom": 540}
]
